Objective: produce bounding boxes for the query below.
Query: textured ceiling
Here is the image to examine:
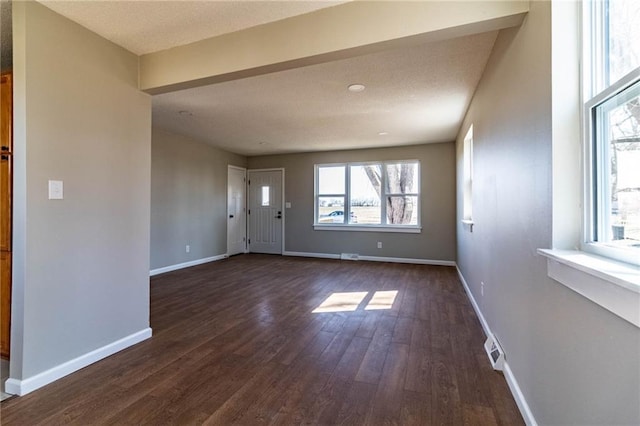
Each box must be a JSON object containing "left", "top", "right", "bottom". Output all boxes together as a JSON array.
[
  {"left": 11, "top": 1, "right": 501, "bottom": 157},
  {"left": 38, "top": 0, "right": 347, "bottom": 55},
  {"left": 153, "top": 31, "right": 498, "bottom": 156}
]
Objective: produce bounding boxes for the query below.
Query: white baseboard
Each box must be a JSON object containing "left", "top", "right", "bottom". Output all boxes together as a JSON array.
[
  {"left": 150, "top": 254, "right": 227, "bottom": 276},
  {"left": 5, "top": 328, "right": 152, "bottom": 396},
  {"left": 283, "top": 251, "right": 455, "bottom": 266},
  {"left": 503, "top": 361, "right": 537, "bottom": 426},
  {"left": 283, "top": 251, "right": 340, "bottom": 259},
  {"left": 455, "top": 266, "right": 491, "bottom": 337},
  {"left": 359, "top": 255, "right": 455, "bottom": 266},
  {"left": 455, "top": 266, "right": 537, "bottom": 426}
]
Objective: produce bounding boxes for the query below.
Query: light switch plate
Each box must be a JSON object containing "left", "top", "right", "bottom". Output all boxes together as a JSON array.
[
  {"left": 48, "top": 180, "right": 63, "bottom": 200},
  {"left": 285, "top": 202, "right": 292, "bottom": 208}
]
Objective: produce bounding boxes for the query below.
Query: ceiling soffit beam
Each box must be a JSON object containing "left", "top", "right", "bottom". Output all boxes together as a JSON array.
[{"left": 140, "top": 1, "right": 529, "bottom": 95}]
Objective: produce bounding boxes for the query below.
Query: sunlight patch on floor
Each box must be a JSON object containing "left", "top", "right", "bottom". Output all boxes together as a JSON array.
[
  {"left": 312, "top": 290, "right": 399, "bottom": 313},
  {"left": 312, "top": 291, "right": 368, "bottom": 313},
  {"left": 364, "top": 290, "right": 399, "bottom": 310}
]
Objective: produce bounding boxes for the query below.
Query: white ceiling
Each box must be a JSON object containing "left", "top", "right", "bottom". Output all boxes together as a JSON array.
[
  {"left": 38, "top": 0, "right": 347, "bottom": 55},
  {"left": 153, "top": 31, "right": 498, "bottom": 156},
  {"left": 27, "top": 1, "right": 499, "bottom": 156}
]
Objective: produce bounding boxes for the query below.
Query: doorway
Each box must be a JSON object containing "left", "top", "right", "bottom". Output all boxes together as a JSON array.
[
  {"left": 247, "top": 169, "right": 284, "bottom": 254},
  {"left": 227, "top": 166, "right": 247, "bottom": 256}
]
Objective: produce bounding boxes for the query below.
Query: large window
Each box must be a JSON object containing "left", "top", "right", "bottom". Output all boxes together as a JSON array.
[
  {"left": 584, "top": 0, "right": 640, "bottom": 265},
  {"left": 315, "top": 161, "right": 420, "bottom": 230}
]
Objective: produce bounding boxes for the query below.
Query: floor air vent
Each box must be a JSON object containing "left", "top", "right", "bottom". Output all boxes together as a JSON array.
[
  {"left": 340, "top": 253, "right": 359, "bottom": 261},
  {"left": 484, "top": 334, "right": 505, "bottom": 371}
]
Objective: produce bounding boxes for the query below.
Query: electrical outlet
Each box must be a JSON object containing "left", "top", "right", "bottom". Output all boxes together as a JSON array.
[
  {"left": 48, "top": 180, "right": 64, "bottom": 200},
  {"left": 481, "top": 281, "right": 485, "bottom": 296},
  {"left": 377, "top": 242, "right": 382, "bottom": 249},
  {"left": 186, "top": 245, "right": 190, "bottom": 253}
]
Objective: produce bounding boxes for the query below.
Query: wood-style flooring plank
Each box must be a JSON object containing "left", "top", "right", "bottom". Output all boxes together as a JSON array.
[
  {"left": 354, "top": 314, "right": 396, "bottom": 384},
  {"left": 0, "top": 254, "right": 523, "bottom": 425},
  {"left": 334, "top": 380, "right": 378, "bottom": 425},
  {"left": 364, "top": 342, "right": 410, "bottom": 425}
]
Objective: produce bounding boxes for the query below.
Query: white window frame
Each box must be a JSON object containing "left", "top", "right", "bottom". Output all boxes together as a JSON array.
[
  {"left": 462, "top": 125, "right": 474, "bottom": 224},
  {"left": 314, "top": 160, "right": 421, "bottom": 233},
  {"left": 539, "top": 0, "right": 639, "bottom": 330},
  {"left": 582, "top": 0, "right": 640, "bottom": 266}
]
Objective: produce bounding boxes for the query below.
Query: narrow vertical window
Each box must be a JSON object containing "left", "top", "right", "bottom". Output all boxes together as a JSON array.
[
  {"left": 463, "top": 126, "right": 474, "bottom": 222},
  {"left": 261, "top": 186, "right": 270, "bottom": 206}
]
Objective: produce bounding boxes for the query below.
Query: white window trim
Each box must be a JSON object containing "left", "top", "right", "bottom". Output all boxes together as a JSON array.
[
  {"left": 580, "top": 0, "right": 640, "bottom": 266},
  {"left": 541, "top": 0, "right": 639, "bottom": 329},
  {"left": 313, "top": 224, "right": 422, "bottom": 233},
  {"left": 538, "top": 249, "right": 640, "bottom": 328},
  {"left": 314, "top": 160, "right": 421, "bottom": 232},
  {"left": 582, "top": 69, "right": 640, "bottom": 266}
]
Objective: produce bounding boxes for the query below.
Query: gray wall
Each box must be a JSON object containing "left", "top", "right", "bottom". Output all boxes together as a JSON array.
[
  {"left": 12, "top": 2, "right": 151, "bottom": 379},
  {"left": 150, "top": 128, "right": 246, "bottom": 270},
  {"left": 456, "top": 2, "right": 640, "bottom": 424},
  {"left": 248, "top": 143, "right": 456, "bottom": 261}
]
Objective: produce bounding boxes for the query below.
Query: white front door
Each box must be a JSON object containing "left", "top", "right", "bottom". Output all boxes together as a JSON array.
[
  {"left": 248, "top": 169, "right": 283, "bottom": 254},
  {"left": 227, "top": 166, "right": 247, "bottom": 256}
]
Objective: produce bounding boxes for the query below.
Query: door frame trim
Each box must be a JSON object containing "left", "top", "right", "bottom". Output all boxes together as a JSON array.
[
  {"left": 247, "top": 168, "right": 285, "bottom": 255},
  {"left": 227, "top": 165, "right": 247, "bottom": 256}
]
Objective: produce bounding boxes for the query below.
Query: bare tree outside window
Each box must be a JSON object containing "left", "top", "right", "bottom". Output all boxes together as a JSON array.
[
  {"left": 316, "top": 161, "right": 420, "bottom": 227},
  {"left": 607, "top": 85, "right": 640, "bottom": 243},
  {"left": 363, "top": 163, "right": 418, "bottom": 224}
]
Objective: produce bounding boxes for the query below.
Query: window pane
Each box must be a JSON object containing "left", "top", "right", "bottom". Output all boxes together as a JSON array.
[
  {"left": 318, "top": 166, "right": 345, "bottom": 194},
  {"left": 350, "top": 165, "right": 381, "bottom": 224},
  {"left": 318, "top": 197, "right": 345, "bottom": 223},
  {"left": 261, "top": 186, "right": 270, "bottom": 206},
  {"left": 597, "top": 80, "right": 640, "bottom": 248},
  {"left": 608, "top": 0, "right": 640, "bottom": 85},
  {"left": 463, "top": 127, "right": 474, "bottom": 220},
  {"left": 384, "top": 163, "right": 418, "bottom": 194},
  {"left": 386, "top": 196, "right": 418, "bottom": 225}
]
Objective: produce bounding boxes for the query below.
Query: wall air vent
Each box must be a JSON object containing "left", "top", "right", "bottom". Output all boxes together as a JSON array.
[
  {"left": 484, "top": 334, "right": 505, "bottom": 371},
  {"left": 340, "top": 253, "right": 359, "bottom": 261}
]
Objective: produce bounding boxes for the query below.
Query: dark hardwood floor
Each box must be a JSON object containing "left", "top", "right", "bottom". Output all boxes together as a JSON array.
[{"left": 0, "top": 254, "right": 523, "bottom": 425}]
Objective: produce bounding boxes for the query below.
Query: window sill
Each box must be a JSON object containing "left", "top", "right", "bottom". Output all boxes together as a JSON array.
[
  {"left": 538, "top": 249, "right": 640, "bottom": 328},
  {"left": 313, "top": 224, "right": 422, "bottom": 234}
]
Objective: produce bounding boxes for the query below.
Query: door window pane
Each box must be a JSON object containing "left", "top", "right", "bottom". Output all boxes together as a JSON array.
[{"left": 261, "top": 186, "right": 270, "bottom": 206}]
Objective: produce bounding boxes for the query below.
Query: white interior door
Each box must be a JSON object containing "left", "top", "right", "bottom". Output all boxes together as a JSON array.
[
  {"left": 227, "top": 166, "right": 247, "bottom": 256},
  {"left": 248, "top": 169, "right": 283, "bottom": 254}
]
